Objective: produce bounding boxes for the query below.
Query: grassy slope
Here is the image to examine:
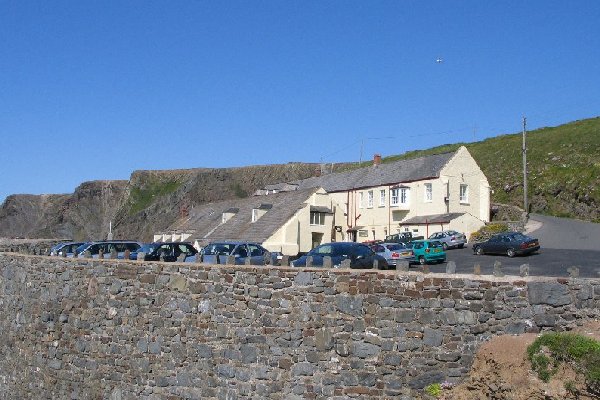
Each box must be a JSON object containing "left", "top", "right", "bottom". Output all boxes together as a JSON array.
[{"left": 376, "top": 117, "right": 600, "bottom": 222}]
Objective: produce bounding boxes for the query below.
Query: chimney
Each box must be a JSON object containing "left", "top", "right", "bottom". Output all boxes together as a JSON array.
[
  {"left": 373, "top": 154, "right": 382, "bottom": 166},
  {"left": 314, "top": 165, "right": 321, "bottom": 177}
]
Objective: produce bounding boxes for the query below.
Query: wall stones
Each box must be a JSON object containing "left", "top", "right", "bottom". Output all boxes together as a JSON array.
[{"left": 0, "top": 253, "right": 599, "bottom": 399}]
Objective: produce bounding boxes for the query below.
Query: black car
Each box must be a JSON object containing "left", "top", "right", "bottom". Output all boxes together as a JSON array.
[
  {"left": 291, "top": 242, "right": 389, "bottom": 269},
  {"left": 136, "top": 242, "right": 198, "bottom": 262},
  {"left": 472, "top": 232, "right": 540, "bottom": 257}
]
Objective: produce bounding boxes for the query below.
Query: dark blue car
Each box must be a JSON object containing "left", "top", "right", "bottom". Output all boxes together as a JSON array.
[{"left": 291, "top": 242, "right": 389, "bottom": 269}]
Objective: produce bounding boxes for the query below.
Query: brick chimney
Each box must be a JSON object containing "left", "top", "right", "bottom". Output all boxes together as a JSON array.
[
  {"left": 373, "top": 154, "right": 382, "bottom": 166},
  {"left": 314, "top": 165, "right": 321, "bottom": 177}
]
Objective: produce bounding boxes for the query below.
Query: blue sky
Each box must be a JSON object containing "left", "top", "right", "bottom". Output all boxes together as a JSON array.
[{"left": 1, "top": 1, "right": 599, "bottom": 204}]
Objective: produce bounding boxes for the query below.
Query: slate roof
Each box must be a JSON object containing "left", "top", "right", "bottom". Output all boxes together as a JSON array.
[
  {"left": 171, "top": 188, "right": 320, "bottom": 246},
  {"left": 399, "top": 212, "right": 465, "bottom": 225},
  {"left": 293, "top": 151, "right": 455, "bottom": 192}
]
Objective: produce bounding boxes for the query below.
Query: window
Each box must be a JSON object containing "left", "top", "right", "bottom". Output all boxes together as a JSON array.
[
  {"left": 424, "top": 183, "right": 432, "bottom": 202},
  {"left": 248, "top": 244, "right": 265, "bottom": 257},
  {"left": 252, "top": 209, "right": 259, "bottom": 222},
  {"left": 359, "top": 192, "right": 365, "bottom": 208},
  {"left": 460, "top": 184, "right": 469, "bottom": 203},
  {"left": 358, "top": 230, "right": 369, "bottom": 237},
  {"left": 400, "top": 188, "right": 409, "bottom": 205},
  {"left": 310, "top": 211, "right": 325, "bottom": 225},
  {"left": 379, "top": 190, "right": 386, "bottom": 207},
  {"left": 367, "top": 190, "right": 374, "bottom": 208},
  {"left": 390, "top": 188, "right": 399, "bottom": 206}
]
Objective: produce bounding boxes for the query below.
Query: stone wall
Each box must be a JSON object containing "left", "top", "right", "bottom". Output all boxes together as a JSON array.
[
  {"left": 0, "top": 253, "right": 598, "bottom": 399},
  {"left": 0, "top": 238, "right": 65, "bottom": 255}
]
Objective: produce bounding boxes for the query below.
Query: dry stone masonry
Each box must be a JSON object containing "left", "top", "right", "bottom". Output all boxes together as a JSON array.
[{"left": 0, "top": 253, "right": 598, "bottom": 399}]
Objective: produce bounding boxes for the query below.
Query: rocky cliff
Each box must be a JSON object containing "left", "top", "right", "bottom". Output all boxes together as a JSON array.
[
  {"left": 0, "top": 180, "right": 128, "bottom": 240},
  {"left": 0, "top": 163, "right": 331, "bottom": 241}
]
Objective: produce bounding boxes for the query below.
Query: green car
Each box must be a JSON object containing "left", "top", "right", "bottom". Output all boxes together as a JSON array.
[{"left": 411, "top": 240, "right": 447, "bottom": 265}]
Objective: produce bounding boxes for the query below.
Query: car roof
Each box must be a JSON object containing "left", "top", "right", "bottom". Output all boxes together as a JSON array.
[
  {"left": 207, "top": 241, "right": 261, "bottom": 245},
  {"left": 85, "top": 240, "right": 141, "bottom": 245},
  {"left": 151, "top": 241, "right": 193, "bottom": 245}
]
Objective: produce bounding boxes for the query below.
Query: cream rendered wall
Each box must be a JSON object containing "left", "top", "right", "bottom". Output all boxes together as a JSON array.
[
  {"left": 262, "top": 189, "right": 342, "bottom": 256},
  {"left": 329, "top": 179, "right": 449, "bottom": 241},
  {"left": 326, "top": 147, "right": 490, "bottom": 240},
  {"left": 439, "top": 146, "right": 490, "bottom": 224}
]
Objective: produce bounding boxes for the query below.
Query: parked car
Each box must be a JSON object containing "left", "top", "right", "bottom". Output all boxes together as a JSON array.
[
  {"left": 472, "top": 232, "right": 540, "bottom": 257},
  {"left": 134, "top": 242, "right": 198, "bottom": 262},
  {"left": 76, "top": 241, "right": 142, "bottom": 259},
  {"left": 201, "top": 241, "right": 277, "bottom": 265},
  {"left": 411, "top": 240, "right": 446, "bottom": 265},
  {"left": 428, "top": 230, "right": 467, "bottom": 250},
  {"left": 370, "top": 242, "right": 413, "bottom": 267},
  {"left": 385, "top": 231, "right": 424, "bottom": 244},
  {"left": 49, "top": 242, "right": 85, "bottom": 257},
  {"left": 291, "top": 242, "right": 389, "bottom": 269}
]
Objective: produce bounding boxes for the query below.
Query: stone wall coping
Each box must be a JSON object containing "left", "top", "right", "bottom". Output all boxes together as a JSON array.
[{"left": 2, "top": 252, "right": 597, "bottom": 285}]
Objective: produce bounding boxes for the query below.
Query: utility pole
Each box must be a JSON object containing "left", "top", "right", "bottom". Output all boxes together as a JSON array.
[
  {"left": 522, "top": 116, "right": 528, "bottom": 218},
  {"left": 358, "top": 139, "right": 364, "bottom": 165}
]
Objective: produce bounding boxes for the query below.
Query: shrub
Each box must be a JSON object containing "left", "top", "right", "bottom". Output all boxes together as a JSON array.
[
  {"left": 424, "top": 383, "right": 442, "bottom": 397},
  {"left": 469, "top": 222, "right": 509, "bottom": 242},
  {"left": 527, "top": 332, "right": 600, "bottom": 393}
]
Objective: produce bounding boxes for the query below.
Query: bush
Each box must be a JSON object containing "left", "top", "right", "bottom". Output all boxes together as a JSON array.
[
  {"left": 469, "top": 222, "right": 509, "bottom": 242},
  {"left": 527, "top": 332, "right": 600, "bottom": 393}
]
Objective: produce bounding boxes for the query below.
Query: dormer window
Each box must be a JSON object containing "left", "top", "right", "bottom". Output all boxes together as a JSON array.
[
  {"left": 221, "top": 208, "right": 238, "bottom": 223},
  {"left": 251, "top": 203, "right": 272, "bottom": 222}
]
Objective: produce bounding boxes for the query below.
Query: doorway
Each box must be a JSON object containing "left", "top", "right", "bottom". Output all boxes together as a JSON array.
[{"left": 311, "top": 232, "right": 324, "bottom": 249}]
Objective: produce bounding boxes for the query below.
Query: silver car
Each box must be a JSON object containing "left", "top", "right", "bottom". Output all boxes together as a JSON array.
[
  {"left": 428, "top": 230, "right": 467, "bottom": 250},
  {"left": 370, "top": 242, "right": 414, "bottom": 266}
]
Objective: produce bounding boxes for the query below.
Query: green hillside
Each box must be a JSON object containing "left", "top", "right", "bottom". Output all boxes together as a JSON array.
[{"left": 380, "top": 117, "right": 600, "bottom": 222}]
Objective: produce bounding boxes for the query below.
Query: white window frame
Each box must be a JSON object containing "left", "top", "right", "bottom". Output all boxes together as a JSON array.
[
  {"left": 379, "top": 189, "right": 386, "bottom": 207},
  {"left": 359, "top": 192, "right": 364, "bottom": 209},
  {"left": 310, "top": 212, "right": 325, "bottom": 226},
  {"left": 424, "top": 183, "right": 432, "bottom": 202},
  {"left": 399, "top": 188, "right": 409, "bottom": 205},
  {"left": 251, "top": 209, "right": 259, "bottom": 222},
  {"left": 390, "top": 188, "right": 399, "bottom": 206},
  {"left": 460, "top": 184, "right": 469, "bottom": 203},
  {"left": 367, "top": 190, "right": 374, "bottom": 208}
]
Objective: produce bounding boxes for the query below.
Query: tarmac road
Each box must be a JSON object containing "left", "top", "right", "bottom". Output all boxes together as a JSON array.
[
  {"left": 434, "top": 245, "right": 600, "bottom": 278},
  {"left": 408, "top": 214, "right": 600, "bottom": 278},
  {"left": 525, "top": 213, "right": 600, "bottom": 251}
]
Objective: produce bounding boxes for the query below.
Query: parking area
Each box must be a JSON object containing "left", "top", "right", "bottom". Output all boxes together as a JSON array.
[{"left": 423, "top": 244, "right": 600, "bottom": 278}]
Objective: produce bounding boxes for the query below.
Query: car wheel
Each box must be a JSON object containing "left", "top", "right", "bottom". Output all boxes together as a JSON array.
[
  {"left": 458, "top": 244, "right": 464, "bottom": 249},
  {"left": 442, "top": 242, "right": 448, "bottom": 251},
  {"left": 475, "top": 246, "right": 483, "bottom": 256},
  {"left": 418, "top": 256, "right": 426, "bottom": 265},
  {"left": 507, "top": 248, "right": 516, "bottom": 258}
]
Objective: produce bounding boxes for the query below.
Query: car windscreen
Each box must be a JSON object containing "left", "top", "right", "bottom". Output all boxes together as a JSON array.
[
  {"left": 509, "top": 233, "right": 529, "bottom": 241},
  {"left": 203, "top": 243, "right": 235, "bottom": 255},
  {"left": 371, "top": 245, "right": 385, "bottom": 252},
  {"left": 51, "top": 243, "right": 65, "bottom": 251},
  {"left": 75, "top": 243, "right": 91, "bottom": 253},
  {"left": 385, "top": 244, "right": 406, "bottom": 251},
  {"left": 139, "top": 244, "right": 158, "bottom": 254}
]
